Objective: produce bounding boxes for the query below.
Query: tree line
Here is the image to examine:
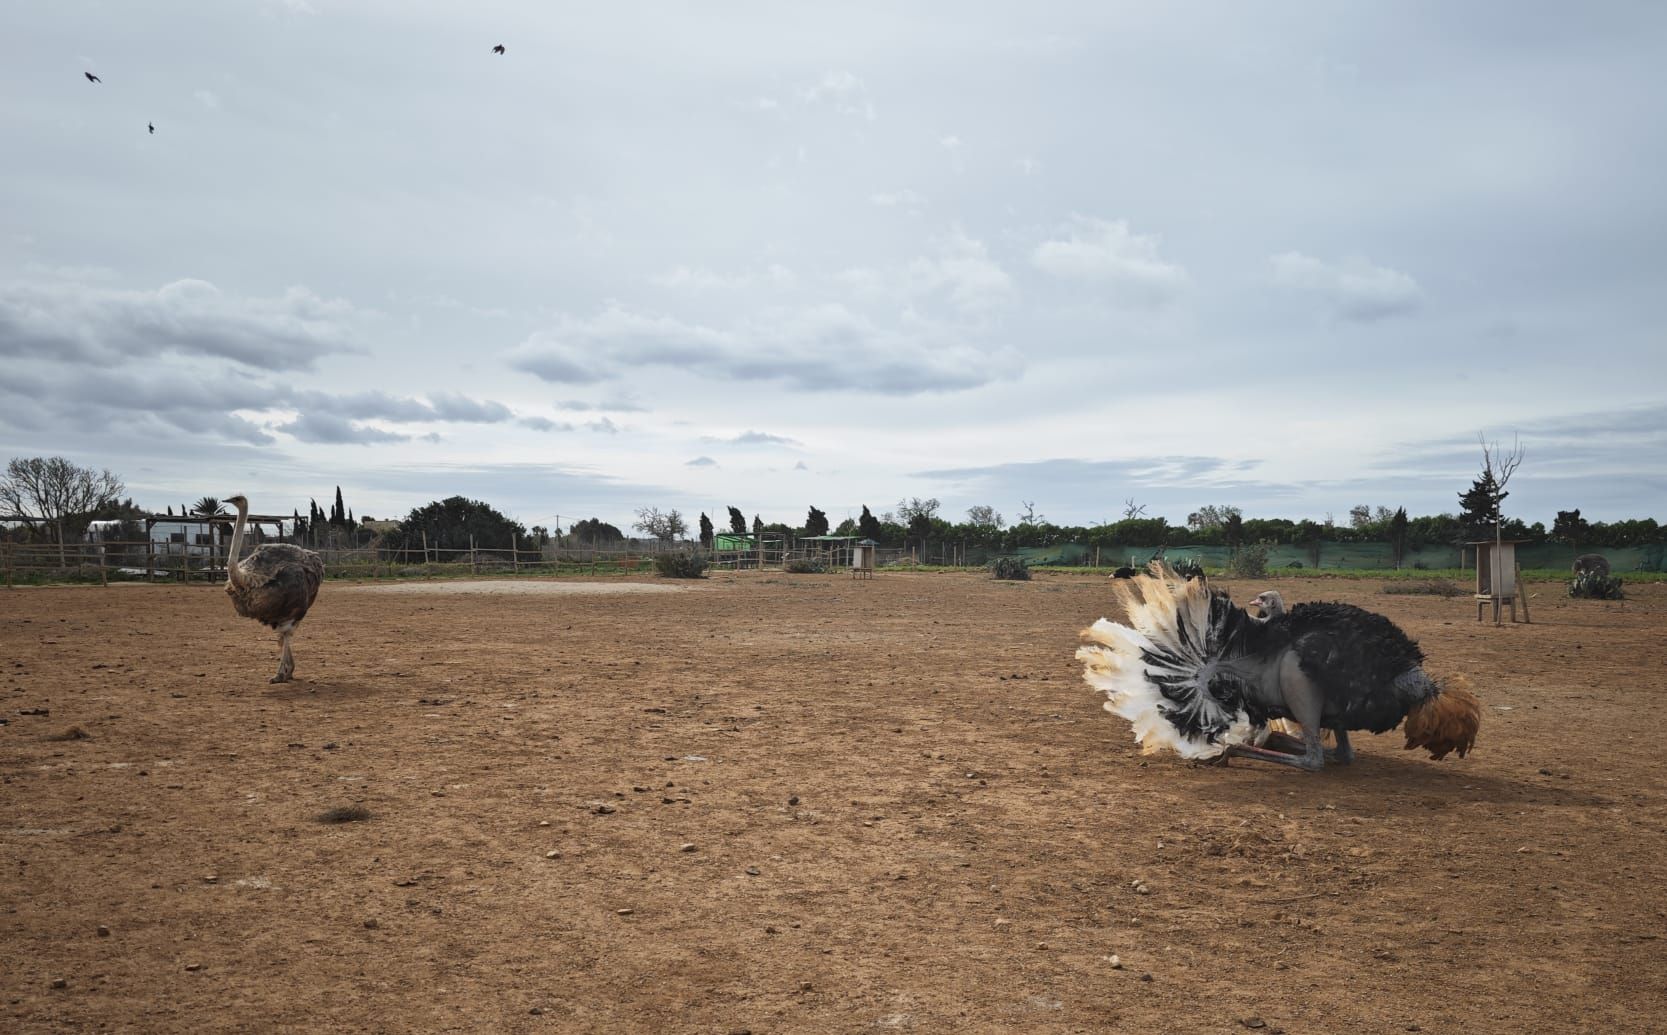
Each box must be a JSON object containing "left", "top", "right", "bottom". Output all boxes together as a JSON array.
[{"left": 6, "top": 455, "right": 1663, "bottom": 567}]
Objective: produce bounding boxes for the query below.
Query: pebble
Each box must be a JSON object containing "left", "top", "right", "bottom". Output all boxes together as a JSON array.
[
  {"left": 591, "top": 803, "right": 616, "bottom": 815},
  {"left": 745, "top": 866, "right": 761, "bottom": 876},
  {"left": 680, "top": 843, "right": 698, "bottom": 853},
  {"left": 1105, "top": 954, "right": 1122, "bottom": 969},
  {"left": 545, "top": 850, "right": 561, "bottom": 859},
  {"left": 539, "top": 820, "right": 550, "bottom": 827},
  {"left": 363, "top": 919, "right": 379, "bottom": 929},
  {"left": 51, "top": 978, "right": 67, "bottom": 989},
  {"left": 788, "top": 795, "right": 799, "bottom": 806},
  {"left": 799, "top": 981, "right": 813, "bottom": 992},
  {"left": 184, "top": 963, "right": 202, "bottom": 972},
  {"left": 1242, "top": 1020, "right": 1267, "bottom": 1030},
  {"left": 616, "top": 908, "right": 634, "bottom": 916},
  {"left": 1139, "top": 973, "right": 1153, "bottom": 983},
  {"left": 96, "top": 925, "right": 110, "bottom": 937},
  {"left": 530, "top": 1007, "right": 544, "bottom": 1015}
]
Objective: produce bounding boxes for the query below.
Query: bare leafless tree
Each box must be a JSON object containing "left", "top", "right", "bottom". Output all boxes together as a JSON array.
[
  {"left": 1, "top": 456, "right": 125, "bottom": 565},
  {"left": 1478, "top": 433, "right": 1527, "bottom": 578},
  {"left": 1122, "top": 498, "right": 1147, "bottom": 520},
  {"left": 632, "top": 506, "right": 688, "bottom": 542}
]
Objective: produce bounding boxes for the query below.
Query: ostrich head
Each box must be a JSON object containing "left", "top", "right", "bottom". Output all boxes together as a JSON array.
[
  {"left": 224, "top": 494, "right": 250, "bottom": 512},
  {"left": 1250, "top": 590, "right": 1285, "bottom": 617}
]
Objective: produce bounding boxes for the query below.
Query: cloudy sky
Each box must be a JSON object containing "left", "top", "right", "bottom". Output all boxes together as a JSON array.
[{"left": 4, "top": 1, "right": 1664, "bottom": 531}]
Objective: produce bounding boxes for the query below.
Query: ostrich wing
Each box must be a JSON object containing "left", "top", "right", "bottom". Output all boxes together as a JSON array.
[
  {"left": 1283, "top": 602, "right": 1431, "bottom": 733},
  {"left": 229, "top": 545, "right": 324, "bottom": 628}
]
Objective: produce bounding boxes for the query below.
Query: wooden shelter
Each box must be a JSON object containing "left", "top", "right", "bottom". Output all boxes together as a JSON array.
[
  {"left": 851, "top": 538, "right": 878, "bottom": 579},
  {"left": 1468, "top": 538, "right": 1532, "bottom": 624}
]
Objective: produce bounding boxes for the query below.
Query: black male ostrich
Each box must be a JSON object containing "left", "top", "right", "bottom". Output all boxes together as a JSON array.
[
  {"left": 1077, "top": 567, "right": 1479, "bottom": 770},
  {"left": 223, "top": 494, "right": 324, "bottom": 683}
]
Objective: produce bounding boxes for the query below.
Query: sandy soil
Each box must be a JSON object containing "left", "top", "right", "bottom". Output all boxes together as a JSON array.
[
  {"left": 3, "top": 571, "right": 1665, "bottom": 1034},
  {"left": 341, "top": 580, "right": 692, "bottom": 596}
]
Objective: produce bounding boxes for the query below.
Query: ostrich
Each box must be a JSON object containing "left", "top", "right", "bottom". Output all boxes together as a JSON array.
[
  {"left": 1077, "top": 568, "right": 1479, "bottom": 771},
  {"left": 1572, "top": 554, "right": 1610, "bottom": 579},
  {"left": 223, "top": 494, "right": 324, "bottom": 683}
]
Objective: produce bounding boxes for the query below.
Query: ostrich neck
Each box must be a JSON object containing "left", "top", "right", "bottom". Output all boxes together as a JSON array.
[{"left": 227, "top": 505, "right": 249, "bottom": 587}]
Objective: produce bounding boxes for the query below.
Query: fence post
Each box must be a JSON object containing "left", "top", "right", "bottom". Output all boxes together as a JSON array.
[
  {"left": 512, "top": 534, "right": 519, "bottom": 574},
  {"left": 99, "top": 546, "right": 108, "bottom": 587},
  {"left": 421, "top": 529, "right": 429, "bottom": 565},
  {"left": 3, "top": 542, "right": 11, "bottom": 589},
  {"left": 470, "top": 535, "right": 477, "bottom": 575}
]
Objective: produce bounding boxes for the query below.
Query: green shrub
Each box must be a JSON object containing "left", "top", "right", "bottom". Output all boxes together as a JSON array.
[
  {"left": 654, "top": 552, "right": 709, "bottom": 578},
  {"left": 784, "top": 558, "right": 826, "bottom": 574},
  {"left": 1568, "top": 571, "right": 1624, "bottom": 599},
  {"left": 1224, "top": 544, "right": 1268, "bottom": 579},
  {"left": 987, "top": 556, "right": 1032, "bottom": 581}
]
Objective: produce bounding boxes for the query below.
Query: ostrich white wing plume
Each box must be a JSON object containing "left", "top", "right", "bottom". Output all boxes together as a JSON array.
[{"left": 1076, "top": 567, "right": 1261, "bottom": 759}]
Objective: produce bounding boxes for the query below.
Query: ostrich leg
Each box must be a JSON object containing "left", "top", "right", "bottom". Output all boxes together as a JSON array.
[
  {"left": 1327, "top": 729, "right": 1355, "bottom": 765},
  {"left": 272, "top": 621, "right": 297, "bottom": 683},
  {"left": 1224, "top": 657, "right": 1326, "bottom": 771}
]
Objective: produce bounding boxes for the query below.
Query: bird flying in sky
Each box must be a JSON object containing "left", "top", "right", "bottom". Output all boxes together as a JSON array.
[
  {"left": 148, "top": 122, "right": 155, "bottom": 134},
  {"left": 84, "top": 72, "right": 102, "bottom": 83},
  {"left": 493, "top": 44, "right": 505, "bottom": 54}
]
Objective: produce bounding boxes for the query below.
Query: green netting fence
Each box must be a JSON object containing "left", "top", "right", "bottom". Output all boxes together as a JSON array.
[{"left": 952, "top": 541, "right": 1664, "bottom": 572}]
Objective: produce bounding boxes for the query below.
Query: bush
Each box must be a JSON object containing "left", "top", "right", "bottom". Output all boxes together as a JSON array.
[
  {"left": 784, "top": 558, "right": 826, "bottom": 574},
  {"left": 1568, "top": 571, "right": 1624, "bottom": 600},
  {"left": 987, "top": 556, "right": 1031, "bottom": 581},
  {"left": 1286, "top": 560, "right": 1304, "bottom": 569},
  {"left": 1224, "top": 544, "right": 1268, "bottom": 579},
  {"left": 654, "top": 552, "right": 709, "bottom": 579}
]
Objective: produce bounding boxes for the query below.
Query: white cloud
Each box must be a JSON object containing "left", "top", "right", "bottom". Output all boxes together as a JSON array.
[
  {"left": 1269, "top": 252, "right": 1422, "bottom": 321},
  {"left": 193, "top": 89, "right": 221, "bottom": 110},
  {"left": 801, "top": 71, "right": 876, "bottom": 120},
  {"left": 869, "top": 189, "right": 925, "bottom": 208},
  {"left": 651, "top": 264, "right": 797, "bottom": 292},
  {"left": 1031, "top": 216, "right": 1189, "bottom": 305}
]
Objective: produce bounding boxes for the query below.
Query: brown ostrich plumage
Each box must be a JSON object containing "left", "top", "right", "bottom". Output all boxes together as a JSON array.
[{"left": 223, "top": 495, "right": 324, "bottom": 682}]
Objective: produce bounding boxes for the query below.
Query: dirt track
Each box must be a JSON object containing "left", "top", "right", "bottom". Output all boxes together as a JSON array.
[{"left": 3, "top": 572, "right": 1665, "bottom": 1034}]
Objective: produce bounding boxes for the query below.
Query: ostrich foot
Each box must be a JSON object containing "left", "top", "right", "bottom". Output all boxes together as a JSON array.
[{"left": 270, "top": 671, "right": 293, "bottom": 684}]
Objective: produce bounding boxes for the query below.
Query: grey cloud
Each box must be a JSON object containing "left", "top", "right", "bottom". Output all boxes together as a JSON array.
[
  {"left": 712, "top": 430, "right": 802, "bottom": 447},
  {"left": 427, "top": 392, "right": 514, "bottom": 423},
  {"left": 556, "top": 398, "right": 649, "bottom": 413},
  {"left": 510, "top": 303, "right": 1022, "bottom": 395},
  {"left": 519, "top": 416, "right": 574, "bottom": 432},
  {"left": 278, "top": 413, "right": 410, "bottom": 445},
  {"left": 0, "top": 279, "right": 363, "bottom": 371},
  {"left": 686, "top": 456, "right": 718, "bottom": 467}
]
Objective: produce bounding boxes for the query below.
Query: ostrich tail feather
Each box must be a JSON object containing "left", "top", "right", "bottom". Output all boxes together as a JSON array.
[
  {"left": 1077, "top": 567, "right": 1256, "bottom": 759},
  {"left": 1403, "top": 674, "right": 1481, "bottom": 760}
]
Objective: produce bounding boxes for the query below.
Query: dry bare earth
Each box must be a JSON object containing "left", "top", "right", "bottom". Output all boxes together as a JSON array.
[{"left": 3, "top": 573, "right": 1665, "bottom": 1034}]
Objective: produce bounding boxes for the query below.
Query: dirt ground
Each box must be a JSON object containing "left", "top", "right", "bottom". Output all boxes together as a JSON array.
[{"left": 3, "top": 571, "right": 1665, "bottom": 1034}]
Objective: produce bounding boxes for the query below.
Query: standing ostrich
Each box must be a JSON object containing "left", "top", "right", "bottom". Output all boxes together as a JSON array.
[{"left": 223, "top": 494, "right": 324, "bottom": 683}]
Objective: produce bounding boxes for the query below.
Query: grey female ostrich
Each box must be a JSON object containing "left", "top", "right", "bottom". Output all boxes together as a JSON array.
[
  {"left": 1078, "top": 568, "right": 1480, "bottom": 771},
  {"left": 223, "top": 494, "right": 325, "bottom": 683}
]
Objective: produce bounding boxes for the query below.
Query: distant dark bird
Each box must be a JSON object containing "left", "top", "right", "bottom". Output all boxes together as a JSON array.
[
  {"left": 492, "top": 44, "right": 506, "bottom": 54},
  {"left": 1078, "top": 567, "right": 1481, "bottom": 770},
  {"left": 223, "top": 494, "right": 325, "bottom": 683},
  {"left": 84, "top": 72, "right": 102, "bottom": 83},
  {"left": 148, "top": 122, "right": 155, "bottom": 134}
]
